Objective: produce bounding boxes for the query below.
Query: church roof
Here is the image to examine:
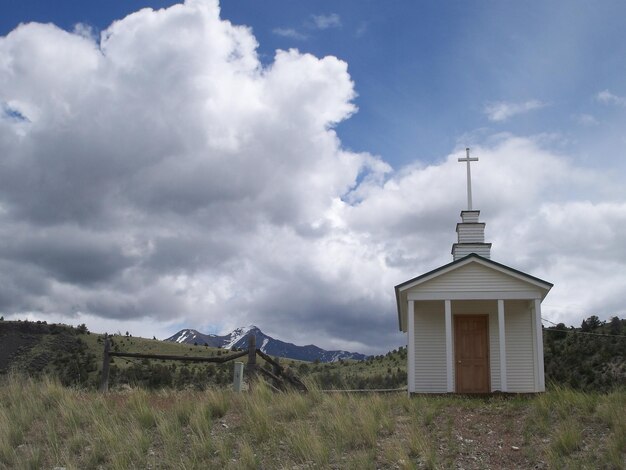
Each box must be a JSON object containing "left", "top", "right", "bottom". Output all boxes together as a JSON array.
[{"left": 394, "top": 253, "right": 553, "bottom": 331}]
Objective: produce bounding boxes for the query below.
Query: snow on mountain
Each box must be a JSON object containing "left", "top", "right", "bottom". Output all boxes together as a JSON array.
[
  {"left": 165, "top": 325, "right": 368, "bottom": 363},
  {"left": 223, "top": 325, "right": 257, "bottom": 349},
  {"left": 173, "top": 329, "right": 199, "bottom": 344}
]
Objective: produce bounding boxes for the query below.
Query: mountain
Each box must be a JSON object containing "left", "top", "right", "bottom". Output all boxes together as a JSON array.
[{"left": 165, "top": 325, "right": 369, "bottom": 363}]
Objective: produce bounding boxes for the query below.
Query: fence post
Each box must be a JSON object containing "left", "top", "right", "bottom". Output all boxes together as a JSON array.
[
  {"left": 246, "top": 335, "right": 257, "bottom": 379},
  {"left": 233, "top": 361, "right": 244, "bottom": 392},
  {"left": 100, "top": 338, "right": 111, "bottom": 392}
]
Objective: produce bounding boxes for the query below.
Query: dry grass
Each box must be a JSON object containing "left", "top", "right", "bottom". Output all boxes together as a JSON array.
[{"left": 0, "top": 374, "right": 623, "bottom": 469}]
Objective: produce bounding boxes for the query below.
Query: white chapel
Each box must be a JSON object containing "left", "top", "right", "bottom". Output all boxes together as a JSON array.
[{"left": 395, "top": 149, "right": 553, "bottom": 393}]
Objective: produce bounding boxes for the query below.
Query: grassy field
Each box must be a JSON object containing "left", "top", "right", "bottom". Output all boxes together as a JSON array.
[{"left": 1, "top": 374, "right": 624, "bottom": 469}]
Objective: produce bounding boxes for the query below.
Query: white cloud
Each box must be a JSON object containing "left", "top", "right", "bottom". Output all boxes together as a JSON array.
[
  {"left": 0, "top": 0, "right": 624, "bottom": 354},
  {"left": 272, "top": 27, "right": 307, "bottom": 40},
  {"left": 0, "top": 0, "right": 390, "bottom": 351},
  {"left": 342, "top": 137, "right": 626, "bottom": 327},
  {"left": 484, "top": 99, "right": 547, "bottom": 122},
  {"left": 597, "top": 89, "right": 626, "bottom": 107},
  {"left": 311, "top": 14, "right": 341, "bottom": 30}
]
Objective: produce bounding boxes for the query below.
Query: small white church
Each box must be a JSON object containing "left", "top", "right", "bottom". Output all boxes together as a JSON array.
[{"left": 395, "top": 150, "right": 552, "bottom": 394}]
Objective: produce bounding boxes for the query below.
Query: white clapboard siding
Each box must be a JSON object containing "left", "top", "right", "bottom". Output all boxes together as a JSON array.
[
  {"left": 505, "top": 307, "right": 535, "bottom": 392},
  {"left": 452, "top": 244, "right": 491, "bottom": 260},
  {"left": 413, "top": 262, "right": 535, "bottom": 294},
  {"left": 460, "top": 211, "right": 480, "bottom": 223},
  {"left": 457, "top": 223, "right": 486, "bottom": 243},
  {"left": 414, "top": 308, "right": 447, "bottom": 393}
]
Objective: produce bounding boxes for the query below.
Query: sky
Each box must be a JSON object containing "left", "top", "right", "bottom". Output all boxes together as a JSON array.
[{"left": 0, "top": 0, "right": 625, "bottom": 354}]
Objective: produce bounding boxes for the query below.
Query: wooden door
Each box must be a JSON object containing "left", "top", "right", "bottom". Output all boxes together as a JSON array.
[{"left": 454, "top": 315, "right": 490, "bottom": 393}]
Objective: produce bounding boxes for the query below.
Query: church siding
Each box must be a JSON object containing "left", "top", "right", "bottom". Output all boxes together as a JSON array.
[
  {"left": 457, "top": 224, "right": 486, "bottom": 243},
  {"left": 414, "top": 263, "right": 536, "bottom": 294},
  {"left": 505, "top": 303, "right": 535, "bottom": 392},
  {"left": 452, "top": 245, "right": 491, "bottom": 259},
  {"left": 414, "top": 303, "right": 447, "bottom": 393}
]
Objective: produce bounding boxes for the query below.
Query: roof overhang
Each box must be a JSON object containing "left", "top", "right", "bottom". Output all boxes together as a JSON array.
[{"left": 394, "top": 253, "right": 553, "bottom": 331}]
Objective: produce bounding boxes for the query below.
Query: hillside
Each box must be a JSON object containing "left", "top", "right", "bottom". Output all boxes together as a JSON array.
[
  {"left": 544, "top": 316, "right": 626, "bottom": 391},
  {"left": 0, "top": 320, "right": 97, "bottom": 385},
  {"left": 0, "top": 320, "right": 297, "bottom": 389}
]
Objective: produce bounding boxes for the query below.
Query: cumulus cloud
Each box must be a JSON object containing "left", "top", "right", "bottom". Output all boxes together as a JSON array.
[
  {"left": 484, "top": 100, "right": 547, "bottom": 122},
  {"left": 0, "top": 0, "right": 388, "bottom": 349},
  {"left": 0, "top": 0, "right": 624, "bottom": 353},
  {"left": 597, "top": 89, "right": 626, "bottom": 107},
  {"left": 342, "top": 136, "right": 626, "bottom": 328}
]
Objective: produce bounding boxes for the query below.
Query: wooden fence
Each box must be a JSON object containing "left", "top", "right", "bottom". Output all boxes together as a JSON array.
[{"left": 99, "top": 335, "right": 307, "bottom": 393}]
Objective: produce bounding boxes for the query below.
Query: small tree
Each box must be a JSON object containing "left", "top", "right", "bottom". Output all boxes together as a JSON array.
[
  {"left": 586, "top": 315, "right": 602, "bottom": 330},
  {"left": 581, "top": 319, "right": 590, "bottom": 332},
  {"left": 609, "top": 316, "right": 622, "bottom": 335}
]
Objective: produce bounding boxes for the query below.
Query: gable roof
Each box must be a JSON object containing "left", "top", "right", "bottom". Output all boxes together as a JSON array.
[{"left": 395, "top": 253, "right": 553, "bottom": 331}]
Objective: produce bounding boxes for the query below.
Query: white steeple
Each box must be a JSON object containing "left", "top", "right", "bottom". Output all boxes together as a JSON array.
[{"left": 451, "top": 148, "right": 491, "bottom": 260}]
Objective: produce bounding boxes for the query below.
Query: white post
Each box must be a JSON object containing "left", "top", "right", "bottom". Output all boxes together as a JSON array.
[
  {"left": 534, "top": 299, "right": 545, "bottom": 391},
  {"left": 498, "top": 300, "right": 507, "bottom": 392},
  {"left": 445, "top": 300, "right": 453, "bottom": 392},
  {"left": 233, "top": 361, "right": 244, "bottom": 392},
  {"left": 407, "top": 301, "right": 415, "bottom": 394}
]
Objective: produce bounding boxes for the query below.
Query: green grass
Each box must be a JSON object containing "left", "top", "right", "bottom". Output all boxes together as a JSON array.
[{"left": 0, "top": 373, "right": 623, "bottom": 469}]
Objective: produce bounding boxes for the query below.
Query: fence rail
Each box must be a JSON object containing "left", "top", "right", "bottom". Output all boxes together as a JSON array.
[
  {"left": 99, "top": 335, "right": 307, "bottom": 393},
  {"left": 107, "top": 349, "right": 248, "bottom": 363}
]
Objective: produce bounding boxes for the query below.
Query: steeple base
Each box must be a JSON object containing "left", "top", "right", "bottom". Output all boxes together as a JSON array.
[{"left": 452, "top": 210, "right": 491, "bottom": 260}]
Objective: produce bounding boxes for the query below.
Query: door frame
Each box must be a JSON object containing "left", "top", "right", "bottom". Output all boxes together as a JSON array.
[{"left": 454, "top": 314, "right": 490, "bottom": 393}]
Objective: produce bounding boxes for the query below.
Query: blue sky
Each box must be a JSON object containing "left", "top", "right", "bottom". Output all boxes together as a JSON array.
[{"left": 1, "top": 0, "right": 625, "bottom": 353}]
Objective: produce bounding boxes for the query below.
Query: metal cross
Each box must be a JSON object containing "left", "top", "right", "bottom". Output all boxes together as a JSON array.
[{"left": 458, "top": 148, "right": 478, "bottom": 211}]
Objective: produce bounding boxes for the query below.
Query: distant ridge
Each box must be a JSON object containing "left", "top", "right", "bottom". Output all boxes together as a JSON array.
[{"left": 165, "top": 325, "right": 368, "bottom": 363}]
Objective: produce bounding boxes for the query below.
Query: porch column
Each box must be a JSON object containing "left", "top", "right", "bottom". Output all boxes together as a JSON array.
[
  {"left": 445, "top": 299, "right": 453, "bottom": 392},
  {"left": 497, "top": 299, "right": 507, "bottom": 392},
  {"left": 407, "top": 300, "right": 415, "bottom": 394},
  {"left": 534, "top": 298, "right": 545, "bottom": 391}
]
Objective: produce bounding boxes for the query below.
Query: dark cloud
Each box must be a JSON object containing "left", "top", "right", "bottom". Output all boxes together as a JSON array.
[{"left": 1, "top": 227, "right": 134, "bottom": 285}]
